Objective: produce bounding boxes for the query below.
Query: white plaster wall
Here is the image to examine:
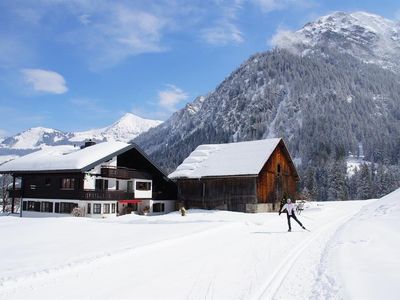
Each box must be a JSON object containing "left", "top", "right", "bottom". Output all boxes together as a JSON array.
[
  {"left": 150, "top": 200, "right": 176, "bottom": 215},
  {"left": 85, "top": 201, "right": 118, "bottom": 218},
  {"left": 83, "top": 156, "right": 117, "bottom": 190},
  {"left": 134, "top": 179, "right": 152, "bottom": 198},
  {"left": 21, "top": 198, "right": 117, "bottom": 218},
  {"left": 137, "top": 200, "right": 176, "bottom": 215}
]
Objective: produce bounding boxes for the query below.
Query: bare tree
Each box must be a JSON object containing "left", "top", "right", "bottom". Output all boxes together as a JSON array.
[{"left": 1, "top": 174, "right": 12, "bottom": 213}]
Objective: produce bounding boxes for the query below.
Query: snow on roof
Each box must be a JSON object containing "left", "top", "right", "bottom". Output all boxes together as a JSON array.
[
  {"left": 169, "top": 138, "right": 282, "bottom": 179},
  {"left": 0, "top": 141, "right": 131, "bottom": 173}
]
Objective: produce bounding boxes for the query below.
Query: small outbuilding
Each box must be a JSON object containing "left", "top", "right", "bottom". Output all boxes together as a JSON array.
[{"left": 169, "top": 138, "right": 299, "bottom": 212}]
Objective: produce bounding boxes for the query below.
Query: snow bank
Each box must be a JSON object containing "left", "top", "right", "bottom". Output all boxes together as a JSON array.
[
  {"left": 313, "top": 190, "right": 400, "bottom": 299},
  {"left": 0, "top": 200, "right": 373, "bottom": 299}
]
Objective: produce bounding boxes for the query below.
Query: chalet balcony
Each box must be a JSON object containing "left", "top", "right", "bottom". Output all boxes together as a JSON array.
[
  {"left": 100, "top": 166, "right": 152, "bottom": 180},
  {"left": 81, "top": 190, "right": 135, "bottom": 201}
]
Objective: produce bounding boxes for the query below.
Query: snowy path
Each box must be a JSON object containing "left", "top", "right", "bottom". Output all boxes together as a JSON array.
[{"left": 0, "top": 200, "right": 376, "bottom": 299}]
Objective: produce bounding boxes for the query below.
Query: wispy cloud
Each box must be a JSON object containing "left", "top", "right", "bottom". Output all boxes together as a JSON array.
[
  {"left": 79, "top": 14, "right": 91, "bottom": 26},
  {"left": 0, "top": 128, "right": 8, "bottom": 138},
  {"left": 69, "top": 98, "right": 107, "bottom": 114},
  {"left": 73, "top": 5, "right": 169, "bottom": 69},
  {"left": 253, "top": 0, "right": 313, "bottom": 13},
  {"left": 269, "top": 26, "right": 304, "bottom": 50},
  {"left": 3, "top": 1, "right": 171, "bottom": 70},
  {"left": 395, "top": 9, "right": 400, "bottom": 20},
  {"left": 21, "top": 69, "right": 68, "bottom": 94},
  {"left": 201, "top": 0, "right": 244, "bottom": 45},
  {"left": 158, "top": 84, "right": 189, "bottom": 111},
  {"left": 131, "top": 83, "right": 190, "bottom": 120},
  {"left": 201, "top": 22, "right": 243, "bottom": 45}
]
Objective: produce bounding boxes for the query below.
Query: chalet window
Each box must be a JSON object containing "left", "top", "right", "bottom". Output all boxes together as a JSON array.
[
  {"left": 104, "top": 204, "right": 110, "bottom": 214},
  {"left": 153, "top": 203, "right": 165, "bottom": 213},
  {"left": 61, "top": 178, "right": 75, "bottom": 190},
  {"left": 93, "top": 203, "right": 101, "bottom": 214},
  {"left": 116, "top": 181, "right": 119, "bottom": 190},
  {"left": 45, "top": 178, "right": 51, "bottom": 186},
  {"left": 55, "top": 202, "right": 60, "bottom": 213},
  {"left": 87, "top": 203, "right": 91, "bottom": 214},
  {"left": 95, "top": 179, "right": 108, "bottom": 191},
  {"left": 136, "top": 181, "right": 151, "bottom": 191},
  {"left": 27, "top": 201, "right": 40, "bottom": 212},
  {"left": 277, "top": 164, "right": 281, "bottom": 175},
  {"left": 127, "top": 181, "right": 133, "bottom": 193},
  {"left": 41, "top": 201, "right": 53, "bottom": 213},
  {"left": 111, "top": 203, "right": 116, "bottom": 213},
  {"left": 30, "top": 185, "right": 37, "bottom": 190},
  {"left": 22, "top": 201, "right": 27, "bottom": 211},
  {"left": 59, "top": 202, "right": 78, "bottom": 214}
]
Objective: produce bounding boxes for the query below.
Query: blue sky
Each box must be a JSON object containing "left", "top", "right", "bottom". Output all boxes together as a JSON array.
[{"left": 0, "top": 0, "right": 399, "bottom": 136}]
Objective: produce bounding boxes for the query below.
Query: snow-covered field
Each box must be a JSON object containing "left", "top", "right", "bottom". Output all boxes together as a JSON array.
[{"left": 0, "top": 191, "right": 399, "bottom": 299}]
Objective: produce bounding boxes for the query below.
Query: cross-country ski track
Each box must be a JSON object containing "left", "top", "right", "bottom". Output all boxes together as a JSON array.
[{"left": 1, "top": 196, "right": 397, "bottom": 300}]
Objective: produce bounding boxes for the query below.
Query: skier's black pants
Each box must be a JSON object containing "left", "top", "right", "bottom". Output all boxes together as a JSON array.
[{"left": 286, "top": 212, "right": 303, "bottom": 230}]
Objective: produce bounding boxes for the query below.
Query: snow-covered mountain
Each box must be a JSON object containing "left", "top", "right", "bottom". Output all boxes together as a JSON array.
[
  {"left": 134, "top": 11, "right": 400, "bottom": 200},
  {"left": 0, "top": 113, "right": 162, "bottom": 152},
  {"left": 273, "top": 11, "right": 400, "bottom": 73},
  {"left": 0, "top": 127, "right": 67, "bottom": 150},
  {"left": 70, "top": 113, "right": 162, "bottom": 144}
]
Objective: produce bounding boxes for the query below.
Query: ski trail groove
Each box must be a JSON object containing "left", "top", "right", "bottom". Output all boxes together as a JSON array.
[{"left": 253, "top": 211, "right": 359, "bottom": 300}]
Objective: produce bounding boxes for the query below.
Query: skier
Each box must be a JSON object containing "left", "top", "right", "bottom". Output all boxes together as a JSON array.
[{"left": 279, "top": 198, "right": 306, "bottom": 232}]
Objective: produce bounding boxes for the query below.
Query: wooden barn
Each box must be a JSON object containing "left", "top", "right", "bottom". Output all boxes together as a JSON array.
[{"left": 169, "top": 138, "right": 299, "bottom": 213}]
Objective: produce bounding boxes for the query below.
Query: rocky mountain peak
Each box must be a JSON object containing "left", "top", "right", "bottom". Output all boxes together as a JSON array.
[{"left": 273, "top": 11, "right": 400, "bottom": 73}]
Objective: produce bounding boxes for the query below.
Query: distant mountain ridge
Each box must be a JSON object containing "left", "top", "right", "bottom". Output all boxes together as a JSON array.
[{"left": 0, "top": 113, "right": 162, "bottom": 164}]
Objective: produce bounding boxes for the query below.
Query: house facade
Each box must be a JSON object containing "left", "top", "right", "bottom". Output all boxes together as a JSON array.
[
  {"left": 169, "top": 138, "right": 299, "bottom": 213},
  {"left": 1, "top": 141, "right": 177, "bottom": 218}
]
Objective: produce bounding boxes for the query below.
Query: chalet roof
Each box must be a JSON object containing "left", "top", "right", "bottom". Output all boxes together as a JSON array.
[
  {"left": 169, "top": 138, "right": 291, "bottom": 179},
  {"left": 0, "top": 142, "right": 134, "bottom": 173}
]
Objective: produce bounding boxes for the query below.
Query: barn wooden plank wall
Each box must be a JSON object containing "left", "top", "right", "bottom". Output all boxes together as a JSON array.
[
  {"left": 176, "top": 139, "right": 299, "bottom": 213},
  {"left": 178, "top": 177, "right": 257, "bottom": 212},
  {"left": 257, "top": 142, "right": 298, "bottom": 210}
]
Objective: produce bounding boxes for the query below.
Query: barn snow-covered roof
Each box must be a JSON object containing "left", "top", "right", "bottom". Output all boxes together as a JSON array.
[
  {"left": 0, "top": 141, "right": 133, "bottom": 173},
  {"left": 169, "top": 138, "right": 283, "bottom": 179}
]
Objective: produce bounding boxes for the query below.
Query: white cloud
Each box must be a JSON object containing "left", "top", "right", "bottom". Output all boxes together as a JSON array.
[
  {"left": 395, "top": 10, "right": 400, "bottom": 20},
  {"left": 65, "top": 3, "right": 170, "bottom": 69},
  {"left": 158, "top": 84, "right": 188, "bottom": 111},
  {"left": 202, "top": 22, "right": 244, "bottom": 45},
  {"left": 21, "top": 69, "right": 68, "bottom": 94},
  {"left": 79, "top": 14, "right": 91, "bottom": 25},
  {"left": 4, "top": 1, "right": 171, "bottom": 70},
  {"left": 69, "top": 98, "right": 107, "bottom": 114},
  {"left": 201, "top": 0, "right": 244, "bottom": 45},
  {"left": 0, "top": 129, "right": 8, "bottom": 138},
  {"left": 269, "top": 27, "right": 304, "bottom": 50},
  {"left": 253, "top": 0, "right": 313, "bottom": 13}
]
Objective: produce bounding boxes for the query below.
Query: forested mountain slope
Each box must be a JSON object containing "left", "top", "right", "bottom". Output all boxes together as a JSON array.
[{"left": 135, "top": 12, "right": 400, "bottom": 200}]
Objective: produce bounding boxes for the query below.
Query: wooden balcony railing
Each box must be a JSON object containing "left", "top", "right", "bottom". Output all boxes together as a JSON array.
[
  {"left": 81, "top": 190, "right": 135, "bottom": 201},
  {"left": 100, "top": 166, "right": 152, "bottom": 180}
]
